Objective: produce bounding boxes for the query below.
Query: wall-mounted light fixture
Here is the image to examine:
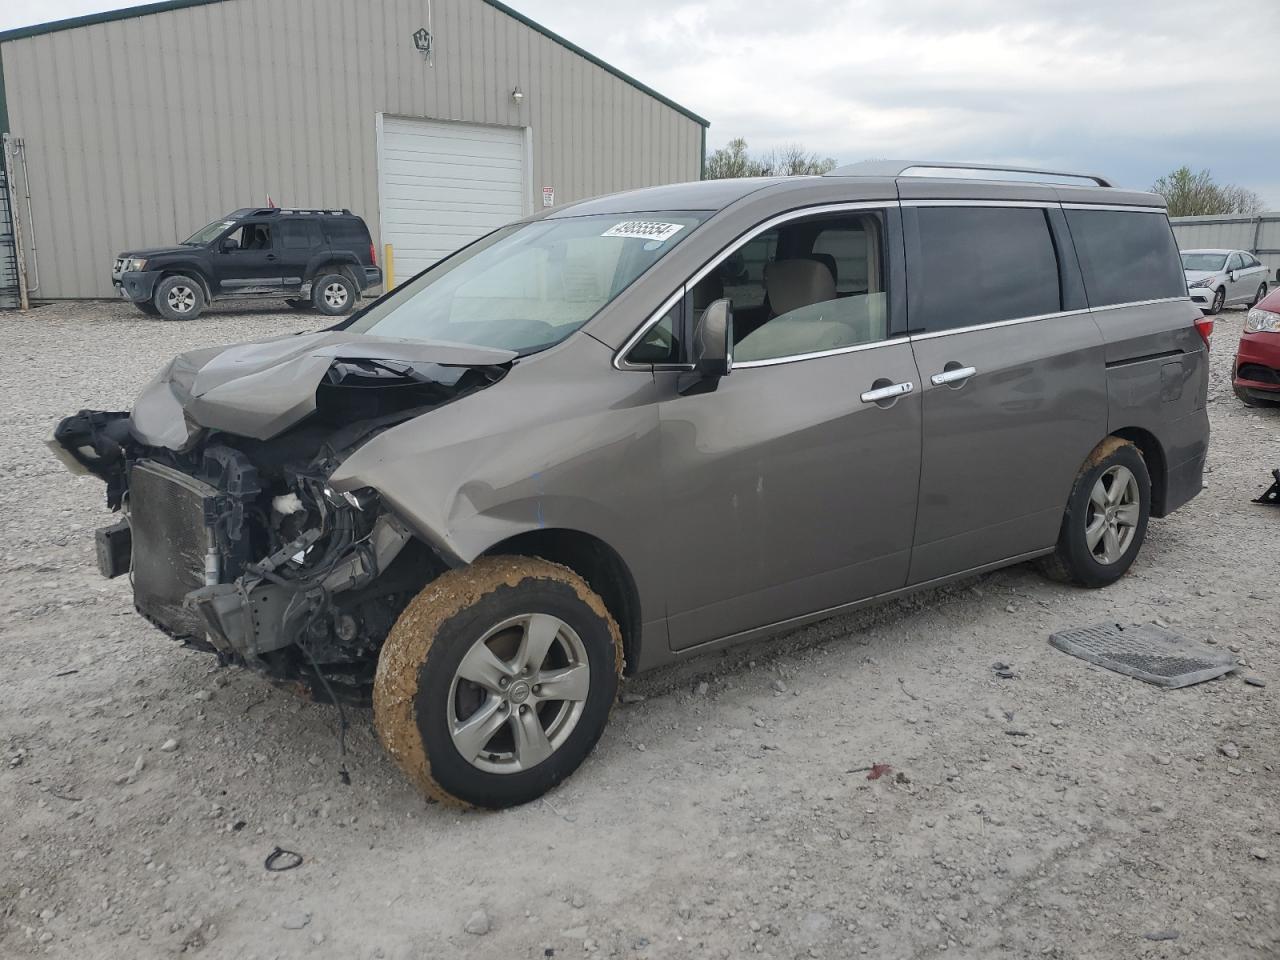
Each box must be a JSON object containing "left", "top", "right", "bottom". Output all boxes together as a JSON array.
[{"left": 511, "top": 86, "right": 525, "bottom": 105}]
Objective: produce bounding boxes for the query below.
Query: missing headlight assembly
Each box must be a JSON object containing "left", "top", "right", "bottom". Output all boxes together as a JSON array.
[{"left": 52, "top": 341, "right": 509, "bottom": 701}]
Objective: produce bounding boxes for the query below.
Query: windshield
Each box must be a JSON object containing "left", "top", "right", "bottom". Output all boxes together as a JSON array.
[
  {"left": 1181, "top": 252, "right": 1227, "bottom": 272},
  {"left": 344, "top": 212, "right": 709, "bottom": 354},
  {"left": 183, "top": 219, "right": 235, "bottom": 245}
]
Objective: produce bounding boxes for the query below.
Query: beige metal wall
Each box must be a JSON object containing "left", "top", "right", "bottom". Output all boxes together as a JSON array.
[{"left": 0, "top": 0, "right": 705, "bottom": 298}]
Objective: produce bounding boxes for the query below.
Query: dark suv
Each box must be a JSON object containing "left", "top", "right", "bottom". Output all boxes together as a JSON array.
[{"left": 112, "top": 208, "right": 382, "bottom": 320}]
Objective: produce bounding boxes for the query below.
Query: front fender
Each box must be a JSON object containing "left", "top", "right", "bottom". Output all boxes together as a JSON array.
[{"left": 327, "top": 336, "right": 667, "bottom": 600}]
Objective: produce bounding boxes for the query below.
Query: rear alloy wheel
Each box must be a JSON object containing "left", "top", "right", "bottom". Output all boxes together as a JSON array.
[
  {"left": 153, "top": 275, "right": 205, "bottom": 321},
  {"left": 1038, "top": 437, "right": 1150, "bottom": 588},
  {"left": 373, "top": 556, "right": 622, "bottom": 809},
  {"left": 1207, "top": 287, "right": 1225, "bottom": 315},
  {"left": 1251, "top": 283, "right": 1268, "bottom": 307},
  {"left": 312, "top": 271, "right": 357, "bottom": 316}
]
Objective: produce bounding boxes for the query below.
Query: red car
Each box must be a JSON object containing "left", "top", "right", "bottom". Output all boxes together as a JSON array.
[{"left": 1236, "top": 287, "right": 1280, "bottom": 406}]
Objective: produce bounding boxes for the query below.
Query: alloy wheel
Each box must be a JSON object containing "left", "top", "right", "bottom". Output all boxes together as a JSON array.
[
  {"left": 447, "top": 614, "right": 591, "bottom": 773},
  {"left": 166, "top": 285, "right": 196, "bottom": 313},
  {"left": 323, "top": 282, "right": 349, "bottom": 309},
  {"left": 1212, "top": 288, "right": 1225, "bottom": 313},
  {"left": 1085, "top": 464, "right": 1140, "bottom": 565}
]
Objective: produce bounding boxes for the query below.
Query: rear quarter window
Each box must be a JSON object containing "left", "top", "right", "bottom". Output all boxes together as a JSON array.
[{"left": 1065, "top": 209, "right": 1186, "bottom": 307}]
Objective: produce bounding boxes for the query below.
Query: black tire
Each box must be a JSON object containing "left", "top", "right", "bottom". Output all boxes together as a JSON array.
[
  {"left": 373, "top": 556, "right": 622, "bottom": 809},
  {"left": 133, "top": 300, "right": 160, "bottom": 317},
  {"left": 153, "top": 275, "right": 205, "bottom": 321},
  {"left": 1251, "top": 283, "right": 1268, "bottom": 307},
  {"left": 1207, "top": 287, "right": 1225, "bottom": 316},
  {"left": 1038, "top": 438, "right": 1151, "bottom": 588},
  {"left": 285, "top": 298, "right": 313, "bottom": 311},
  {"left": 311, "top": 271, "right": 357, "bottom": 316}
]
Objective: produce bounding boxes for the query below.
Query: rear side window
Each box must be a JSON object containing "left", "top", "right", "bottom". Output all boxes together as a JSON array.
[
  {"left": 280, "top": 219, "right": 322, "bottom": 250},
  {"left": 1064, "top": 209, "right": 1186, "bottom": 308},
  {"left": 912, "top": 206, "right": 1061, "bottom": 332}
]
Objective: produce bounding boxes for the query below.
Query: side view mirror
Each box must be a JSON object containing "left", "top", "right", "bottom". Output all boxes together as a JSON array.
[
  {"left": 220, "top": 238, "right": 240, "bottom": 253},
  {"left": 692, "top": 299, "right": 733, "bottom": 379},
  {"left": 1228, "top": 270, "right": 1236, "bottom": 282}
]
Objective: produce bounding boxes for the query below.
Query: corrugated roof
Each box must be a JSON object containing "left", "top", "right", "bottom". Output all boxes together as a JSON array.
[{"left": 0, "top": 0, "right": 709, "bottom": 128}]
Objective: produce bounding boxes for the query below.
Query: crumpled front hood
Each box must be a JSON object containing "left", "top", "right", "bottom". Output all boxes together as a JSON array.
[{"left": 130, "top": 331, "right": 516, "bottom": 450}]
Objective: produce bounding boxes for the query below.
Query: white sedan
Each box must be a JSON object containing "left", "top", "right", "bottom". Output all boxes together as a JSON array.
[{"left": 1181, "top": 248, "right": 1269, "bottom": 315}]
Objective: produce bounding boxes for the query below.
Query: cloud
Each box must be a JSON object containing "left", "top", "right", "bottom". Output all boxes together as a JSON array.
[
  {"left": 515, "top": 0, "right": 1280, "bottom": 202},
  {"left": 5, "top": 0, "right": 1279, "bottom": 203}
]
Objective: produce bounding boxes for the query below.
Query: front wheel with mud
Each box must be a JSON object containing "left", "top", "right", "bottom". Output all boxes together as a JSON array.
[{"left": 373, "top": 556, "right": 622, "bottom": 809}]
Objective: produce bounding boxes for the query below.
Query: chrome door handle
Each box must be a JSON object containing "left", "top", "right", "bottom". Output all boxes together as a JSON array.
[
  {"left": 860, "top": 381, "right": 914, "bottom": 403},
  {"left": 930, "top": 365, "right": 977, "bottom": 386}
]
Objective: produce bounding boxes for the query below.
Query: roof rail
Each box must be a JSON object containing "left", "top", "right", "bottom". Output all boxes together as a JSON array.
[
  {"left": 247, "top": 207, "right": 353, "bottom": 217},
  {"left": 825, "top": 160, "right": 1114, "bottom": 188}
]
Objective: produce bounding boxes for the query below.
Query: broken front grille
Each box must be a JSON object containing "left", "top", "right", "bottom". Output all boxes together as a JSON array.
[{"left": 129, "top": 460, "right": 218, "bottom": 641}]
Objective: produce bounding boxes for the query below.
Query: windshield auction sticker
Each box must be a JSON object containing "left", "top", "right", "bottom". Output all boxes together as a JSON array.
[{"left": 601, "top": 221, "right": 686, "bottom": 243}]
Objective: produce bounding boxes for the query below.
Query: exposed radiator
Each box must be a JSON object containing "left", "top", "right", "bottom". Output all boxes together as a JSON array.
[{"left": 129, "top": 460, "right": 219, "bottom": 640}]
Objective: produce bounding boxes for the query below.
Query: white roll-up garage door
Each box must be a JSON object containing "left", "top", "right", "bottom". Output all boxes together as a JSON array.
[{"left": 378, "top": 116, "right": 528, "bottom": 282}]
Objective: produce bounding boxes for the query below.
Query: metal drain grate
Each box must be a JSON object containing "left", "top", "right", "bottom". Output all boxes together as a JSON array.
[{"left": 1049, "top": 623, "right": 1237, "bottom": 689}]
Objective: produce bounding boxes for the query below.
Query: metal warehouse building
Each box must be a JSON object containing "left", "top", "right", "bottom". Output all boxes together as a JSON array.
[{"left": 0, "top": 0, "right": 708, "bottom": 303}]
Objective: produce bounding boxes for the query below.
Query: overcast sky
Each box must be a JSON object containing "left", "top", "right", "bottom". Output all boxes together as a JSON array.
[{"left": 5, "top": 0, "right": 1279, "bottom": 205}]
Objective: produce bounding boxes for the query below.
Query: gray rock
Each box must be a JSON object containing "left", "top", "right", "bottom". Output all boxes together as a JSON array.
[
  {"left": 463, "top": 909, "right": 491, "bottom": 935},
  {"left": 771, "top": 678, "right": 788, "bottom": 694},
  {"left": 799, "top": 911, "right": 832, "bottom": 944},
  {"left": 281, "top": 911, "right": 310, "bottom": 930},
  {"left": 1243, "top": 676, "right": 1266, "bottom": 688},
  {"left": 571, "top": 893, "right": 586, "bottom": 909},
  {"left": 193, "top": 690, "right": 213, "bottom": 702},
  {"left": 1250, "top": 848, "right": 1269, "bottom": 861},
  {"left": 160, "top": 738, "right": 179, "bottom": 752},
  {"left": 620, "top": 692, "right": 646, "bottom": 704},
  {"left": 1219, "top": 742, "right": 1241, "bottom": 760},
  {"left": 695, "top": 681, "right": 709, "bottom": 696},
  {"left": 1143, "top": 930, "right": 1179, "bottom": 941}
]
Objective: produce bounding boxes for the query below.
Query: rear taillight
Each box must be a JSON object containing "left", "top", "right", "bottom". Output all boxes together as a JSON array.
[
  {"left": 1195, "top": 317, "right": 1214, "bottom": 345},
  {"left": 369, "top": 242, "right": 377, "bottom": 266}
]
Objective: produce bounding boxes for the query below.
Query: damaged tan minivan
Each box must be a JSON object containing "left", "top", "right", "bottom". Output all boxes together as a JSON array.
[{"left": 53, "top": 162, "right": 1210, "bottom": 808}]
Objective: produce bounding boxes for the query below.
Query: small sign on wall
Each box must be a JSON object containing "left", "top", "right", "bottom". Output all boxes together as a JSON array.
[{"left": 542, "top": 186, "right": 555, "bottom": 207}]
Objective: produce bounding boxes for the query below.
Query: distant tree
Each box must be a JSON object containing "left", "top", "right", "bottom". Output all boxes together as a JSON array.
[
  {"left": 1151, "top": 166, "right": 1264, "bottom": 217},
  {"left": 706, "top": 138, "right": 837, "bottom": 179},
  {"left": 1219, "top": 183, "right": 1265, "bottom": 216},
  {"left": 705, "top": 138, "right": 762, "bottom": 179},
  {"left": 758, "top": 143, "right": 839, "bottom": 177}
]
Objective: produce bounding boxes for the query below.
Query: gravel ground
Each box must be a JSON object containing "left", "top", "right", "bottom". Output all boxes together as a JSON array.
[{"left": 1, "top": 299, "right": 1277, "bottom": 960}]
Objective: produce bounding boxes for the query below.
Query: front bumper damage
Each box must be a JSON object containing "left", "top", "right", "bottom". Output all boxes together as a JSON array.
[
  {"left": 53, "top": 333, "right": 514, "bottom": 699},
  {"left": 188, "top": 509, "right": 412, "bottom": 660}
]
